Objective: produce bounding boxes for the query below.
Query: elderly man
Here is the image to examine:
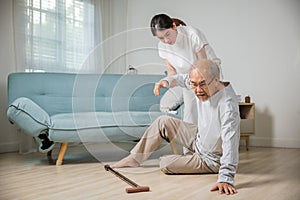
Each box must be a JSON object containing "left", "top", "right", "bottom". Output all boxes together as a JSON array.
[{"left": 112, "top": 60, "right": 240, "bottom": 195}]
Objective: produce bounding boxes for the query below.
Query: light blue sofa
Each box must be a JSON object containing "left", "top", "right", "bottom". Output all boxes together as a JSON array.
[{"left": 7, "top": 73, "right": 181, "bottom": 165}]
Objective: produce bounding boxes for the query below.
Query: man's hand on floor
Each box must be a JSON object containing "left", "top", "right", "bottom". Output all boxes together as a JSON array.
[{"left": 210, "top": 182, "right": 237, "bottom": 195}]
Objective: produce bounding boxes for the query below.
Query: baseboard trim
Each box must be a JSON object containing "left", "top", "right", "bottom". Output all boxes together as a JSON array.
[
  {"left": 0, "top": 141, "right": 19, "bottom": 153},
  {"left": 1, "top": 137, "right": 298, "bottom": 153},
  {"left": 250, "top": 137, "right": 300, "bottom": 148}
]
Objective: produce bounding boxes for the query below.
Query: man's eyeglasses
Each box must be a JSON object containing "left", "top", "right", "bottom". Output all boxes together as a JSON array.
[{"left": 190, "top": 78, "right": 214, "bottom": 89}]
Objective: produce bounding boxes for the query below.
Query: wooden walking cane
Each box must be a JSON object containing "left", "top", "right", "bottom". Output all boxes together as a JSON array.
[{"left": 104, "top": 165, "right": 150, "bottom": 193}]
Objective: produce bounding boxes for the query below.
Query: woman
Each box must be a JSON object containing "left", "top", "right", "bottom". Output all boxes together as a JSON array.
[{"left": 151, "top": 14, "right": 222, "bottom": 128}]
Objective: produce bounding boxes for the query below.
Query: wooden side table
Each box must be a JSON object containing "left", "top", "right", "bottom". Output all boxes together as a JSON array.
[{"left": 239, "top": 103, "right": 255, "bottom": 150}]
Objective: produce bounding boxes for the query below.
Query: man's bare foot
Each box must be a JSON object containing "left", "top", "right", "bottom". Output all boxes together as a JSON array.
[{"left": 111, "top": 155, "right": 140, "bottom": 168}]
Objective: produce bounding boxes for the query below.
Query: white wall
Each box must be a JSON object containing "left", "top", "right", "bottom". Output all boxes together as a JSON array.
[
  {"left": 126, "top": 0, "right": 300, "bottom": 148},
  {"left": 0, "top": 1, "right": 19, "bottom": 152}
]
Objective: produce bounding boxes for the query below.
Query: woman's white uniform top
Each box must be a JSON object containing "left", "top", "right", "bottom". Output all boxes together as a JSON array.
[{"left": 158, "top": 26, "right": 221, "bottom": 74}]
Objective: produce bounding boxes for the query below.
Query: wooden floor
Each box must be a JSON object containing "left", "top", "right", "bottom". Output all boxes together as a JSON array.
[{"left": 0, "top": 143, "right": 299, "bottom": 200}]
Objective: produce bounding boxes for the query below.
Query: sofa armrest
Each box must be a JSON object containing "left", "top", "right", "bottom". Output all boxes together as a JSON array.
[{"left": 7, "top": 97, "right": 51, "bottom": 137}]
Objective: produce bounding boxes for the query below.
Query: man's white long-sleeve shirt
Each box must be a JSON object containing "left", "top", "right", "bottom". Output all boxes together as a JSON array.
[{"left": 163, "top": 74, "right": 240, "bottom": 186}]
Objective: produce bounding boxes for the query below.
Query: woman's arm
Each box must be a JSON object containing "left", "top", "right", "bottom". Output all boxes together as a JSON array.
[
  {"left": 165, "top": 59, "right": 177, "bottom": 76},
  {"left": 196, "top": 44, "right": 208, "bottom": 60}
]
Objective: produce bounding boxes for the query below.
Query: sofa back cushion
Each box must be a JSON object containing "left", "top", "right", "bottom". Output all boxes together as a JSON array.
[{"left": 8, "top": 73, "right": 167, "bottom": 116}]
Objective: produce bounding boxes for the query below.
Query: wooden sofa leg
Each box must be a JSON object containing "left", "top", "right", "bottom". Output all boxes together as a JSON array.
[
  {"left": 56, "top": 142, "right": 68, "bottom": 166},
  {"left": 170, "top": 140, "right": 178, "bottom": 155}
]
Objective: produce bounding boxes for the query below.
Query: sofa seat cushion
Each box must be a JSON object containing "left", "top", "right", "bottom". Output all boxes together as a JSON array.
[
  {"left": 7, "top": 97, "right": 181, "bottom": 143},
  {"left": 49, "top": 111, "right": 173, "bottom": 142}
]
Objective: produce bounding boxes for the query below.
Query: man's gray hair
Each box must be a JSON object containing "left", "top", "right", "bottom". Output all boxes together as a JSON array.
[{"left": 191, "top": 60, "right": 220, "bottom": 79}]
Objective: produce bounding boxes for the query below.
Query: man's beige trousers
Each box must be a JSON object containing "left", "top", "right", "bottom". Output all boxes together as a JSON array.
[{"left": 130, "top": 116, "right": 215, "bottom": 174}]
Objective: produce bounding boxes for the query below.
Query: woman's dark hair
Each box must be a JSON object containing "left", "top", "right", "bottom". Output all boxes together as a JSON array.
[
  {"left": 150, "top": 14, "right": 186, "bottom": 36},
  {"left": 172, "top": 18, "right": 186, "bottom": 26}
]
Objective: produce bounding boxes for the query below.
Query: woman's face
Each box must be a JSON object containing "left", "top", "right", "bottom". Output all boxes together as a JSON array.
[{"left": 155, "top": 24, "right": 177, "bottom": 45}]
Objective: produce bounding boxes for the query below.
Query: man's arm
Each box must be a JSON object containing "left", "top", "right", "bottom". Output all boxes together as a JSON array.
[
  {"left": 153, "top": 74, "right": 190, "bottom": 96},
  {"left": 211, "top": 101, "right": 240, "bottom": 195}
]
